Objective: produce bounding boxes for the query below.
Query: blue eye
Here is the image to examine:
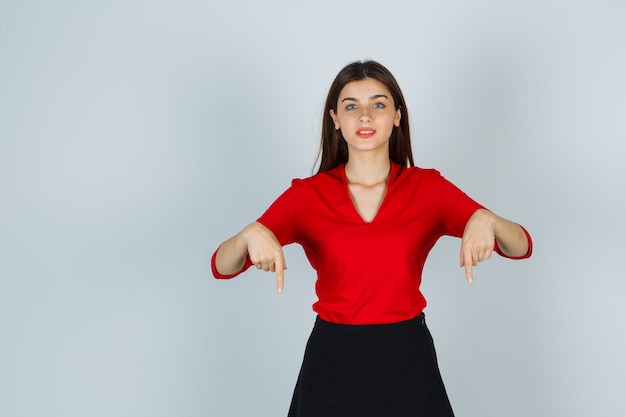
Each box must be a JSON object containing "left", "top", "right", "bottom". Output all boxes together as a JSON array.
[
  {"left": 373, "top": 102, "right": 385, "bottom": 109},
  {"left": 346, "top": 104, "right": 357, "bottom": 110}
]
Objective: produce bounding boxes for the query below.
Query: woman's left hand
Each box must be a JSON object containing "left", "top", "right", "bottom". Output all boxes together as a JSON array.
[{"left": 460, "top": 209, "right": 496, "bottom": 284}]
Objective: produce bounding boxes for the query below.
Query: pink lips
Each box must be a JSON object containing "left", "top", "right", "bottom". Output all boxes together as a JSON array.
[{"left": 356, "top": 128, "right": 376, "bottom": 139}]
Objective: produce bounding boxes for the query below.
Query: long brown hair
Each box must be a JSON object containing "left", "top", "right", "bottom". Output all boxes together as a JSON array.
[{"left": 315, "top": 60, "right": 414, "bottom": 174}]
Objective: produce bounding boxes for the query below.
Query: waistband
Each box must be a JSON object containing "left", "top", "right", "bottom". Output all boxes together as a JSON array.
[{"left": 313, "top": 313, "right": 426, "bottom": 336}]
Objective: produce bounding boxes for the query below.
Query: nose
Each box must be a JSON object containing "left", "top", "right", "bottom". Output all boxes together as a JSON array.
[{"left": 359, "top": 106, "right": 372, "bottom": 123}]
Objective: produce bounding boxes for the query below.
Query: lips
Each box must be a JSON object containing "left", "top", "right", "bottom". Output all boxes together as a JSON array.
[{"left": 356, "top": 128, "right": 376, "bottom": 139}]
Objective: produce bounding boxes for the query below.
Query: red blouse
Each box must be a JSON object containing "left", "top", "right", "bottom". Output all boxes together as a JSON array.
[{"left": 212, "top": 162, "right": 532, "bottom": 325}]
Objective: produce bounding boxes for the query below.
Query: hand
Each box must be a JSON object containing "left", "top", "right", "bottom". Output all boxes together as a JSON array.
[
  {"left": 460, "top": 209, "right": 496, "bottom": 284},
  {"left": 241, "top": 222, "right": 287, "bottom": 293}
]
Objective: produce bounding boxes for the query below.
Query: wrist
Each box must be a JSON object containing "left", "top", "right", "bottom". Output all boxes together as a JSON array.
[{"left": 474, "top": 209, "right": 498, "bottom": 228}]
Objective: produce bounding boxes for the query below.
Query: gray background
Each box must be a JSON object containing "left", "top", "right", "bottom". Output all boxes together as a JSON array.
[{"left": 1, "top": 1, "right": 625, "bottom": 416}]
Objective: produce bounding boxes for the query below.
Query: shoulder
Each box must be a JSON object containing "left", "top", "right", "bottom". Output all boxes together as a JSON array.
[
  {"left": 393, "top": 163, "right": 444, "bottom": 187},
  {"left": 292, "top": 165, "right": 344, "bottom": 189}
]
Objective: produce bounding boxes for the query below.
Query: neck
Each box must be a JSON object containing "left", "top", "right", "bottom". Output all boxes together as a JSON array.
[{"left": 344, "top": 153, "right": 391, "bottom": 186}]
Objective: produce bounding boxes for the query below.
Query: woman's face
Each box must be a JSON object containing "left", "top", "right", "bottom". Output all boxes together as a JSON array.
[{"left": 330, "top": 77, "right": 401, "bottom": 157}]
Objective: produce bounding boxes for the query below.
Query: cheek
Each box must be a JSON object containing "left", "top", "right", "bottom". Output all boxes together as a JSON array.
[{"left": 336, "top": 115, "right": 350, "bottom": 128}]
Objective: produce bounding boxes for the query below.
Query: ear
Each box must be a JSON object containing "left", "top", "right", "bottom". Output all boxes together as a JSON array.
[
  {"left": 329, "top": 109, "right": 340, "bottom": 130},
  {"left": 394, "top": 107, "right": 401, "bottom": 127}
]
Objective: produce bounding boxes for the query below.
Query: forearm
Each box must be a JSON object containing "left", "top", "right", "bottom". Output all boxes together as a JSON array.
[
  {"left": 467, "top": 209, "right": 529, "bottom": 258},
  {"left": 214, "top": 227, "right": 251, "bottom": 276},
  {"left": 491, "top": 212, "right": 529, "bottom": 258}
]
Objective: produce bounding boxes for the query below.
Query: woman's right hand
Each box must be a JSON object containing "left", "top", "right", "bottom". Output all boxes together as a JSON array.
[{"left": 240, "top": 222, "right": 287, "bottom": 292}]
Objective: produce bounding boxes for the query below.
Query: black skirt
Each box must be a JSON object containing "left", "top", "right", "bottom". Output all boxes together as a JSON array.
[{"left": 287, "top": 314, "right": 455, "bottom": 417}]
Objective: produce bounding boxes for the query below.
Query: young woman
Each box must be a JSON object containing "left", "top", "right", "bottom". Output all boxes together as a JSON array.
[{"left": 212, "top": 60, "right": 532, "bottom": 417}]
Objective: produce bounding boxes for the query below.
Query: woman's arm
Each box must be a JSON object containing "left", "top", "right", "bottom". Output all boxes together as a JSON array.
[
  {"left": 214, "top": 222, "right": 287, "bottom": 292},
  {"left": 460, "top": 209, "right": 530, "bottom": 283}
]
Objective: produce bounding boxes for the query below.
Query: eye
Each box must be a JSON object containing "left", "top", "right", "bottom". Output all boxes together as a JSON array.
[
  {"left": 373, "top": 102, "right": 385, "bottom": 109},
  {"left": 346, "top": 104, "right": 357, "bottom": 110}
]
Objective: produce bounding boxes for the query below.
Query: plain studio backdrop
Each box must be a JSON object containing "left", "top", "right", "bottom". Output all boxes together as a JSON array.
[{"left": 1, "top": 1, "right": 625, "bottom": 416}]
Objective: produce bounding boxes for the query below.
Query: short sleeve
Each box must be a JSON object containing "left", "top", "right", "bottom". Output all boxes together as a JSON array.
[
  {"left": 437, "top": 173, "right": 485, "bottom": 238},
  {"left": 211, "top": 184, "right": 297, "bottom": 279},
  {"left": 256, "top": 185, "right": 297, "bottom": 246},
  {"left": 437, "top": 172, "right": 533, "bottom": 260}
]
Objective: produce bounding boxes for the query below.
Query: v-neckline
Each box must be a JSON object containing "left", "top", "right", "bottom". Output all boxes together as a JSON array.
[{"left": 341, "top": 162, "right": 395, "bottom": 224}]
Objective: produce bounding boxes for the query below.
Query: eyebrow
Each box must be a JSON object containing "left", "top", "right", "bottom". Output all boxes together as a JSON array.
[{"left": 341, "top": 94, "right": 389, "bottom": 103}]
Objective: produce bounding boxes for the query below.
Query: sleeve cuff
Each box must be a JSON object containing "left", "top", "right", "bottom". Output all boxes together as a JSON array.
[
  {"left": 493, "top": 224, "right": 533, "bottom": 260},
  {"left": 211, "top": 245, "right": 253, "bottom": 279}
]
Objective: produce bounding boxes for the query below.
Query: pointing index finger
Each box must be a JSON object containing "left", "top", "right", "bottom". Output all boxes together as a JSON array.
[
  {"left": 465, "top": 262, "right": 473, "bottom": 284},
  {"left": 276, "top": 256, "right": 285, "bottom": 293},
  {"left": 463, "top": 249, "right": 474, "bottom": 285}
]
